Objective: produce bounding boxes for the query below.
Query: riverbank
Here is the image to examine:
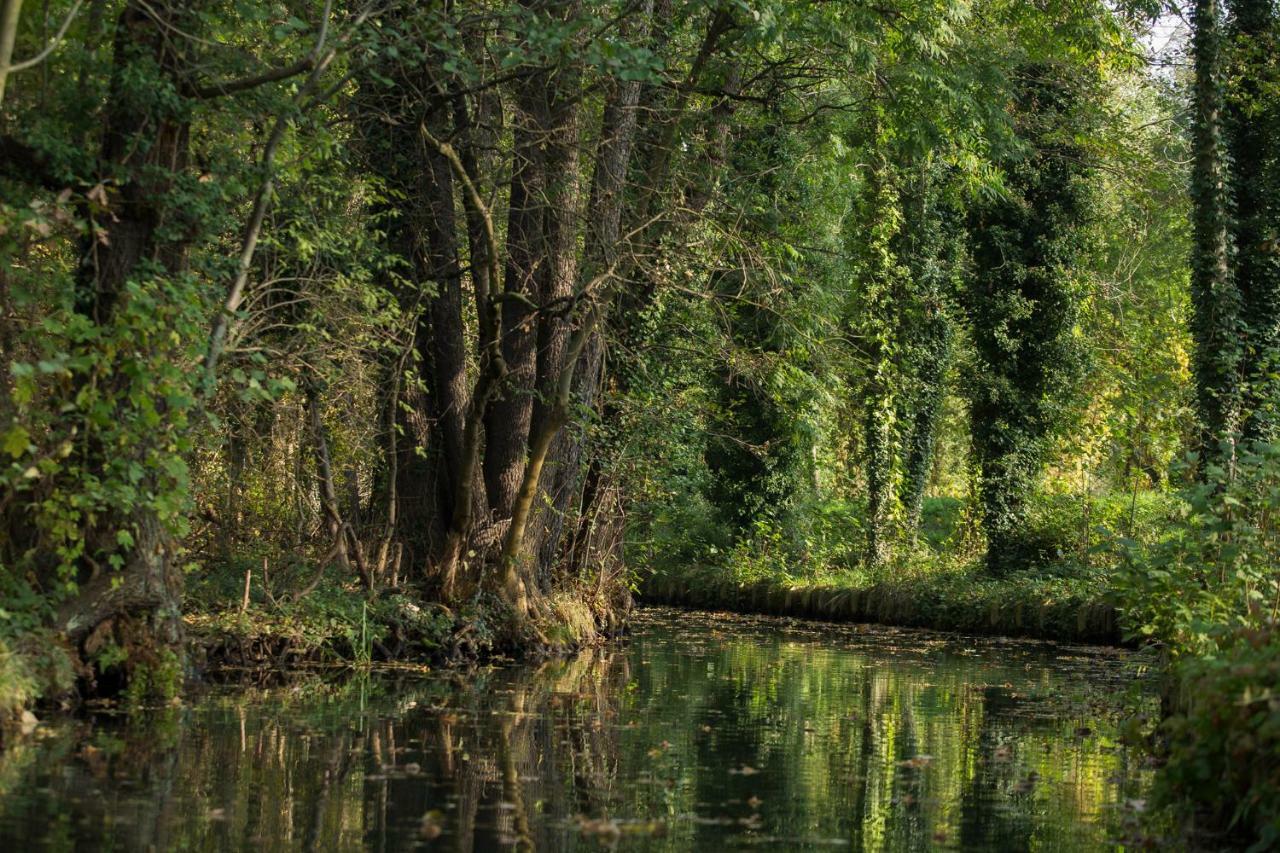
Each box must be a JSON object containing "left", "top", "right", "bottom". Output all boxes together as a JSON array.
[
  {"left": 639, "top": 566, "right": 1124, "bottom": 645},
  {"left": 0, "top": 564, "right": 620, "bottom": 725},
  {"left": 185, "top": 584, "right": 611, "bottom": 678}
]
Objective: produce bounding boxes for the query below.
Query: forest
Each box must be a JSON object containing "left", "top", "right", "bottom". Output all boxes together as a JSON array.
[{"left": 0, "top": 0, "right": 1277, "bottom": 848}]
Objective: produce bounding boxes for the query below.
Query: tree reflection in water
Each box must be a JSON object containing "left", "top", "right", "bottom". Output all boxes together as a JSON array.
[{"left": 0, "top": 609, "right": 1154, "bottom": 851}]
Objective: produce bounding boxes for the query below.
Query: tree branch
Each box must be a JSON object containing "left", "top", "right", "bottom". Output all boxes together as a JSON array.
[
  {"left": 4, "top": 0, "right": 84, "bottom": 77},
  {"left": 193, "top": 56, "right": 313, "bottom": 99},
  {"left": 193, "top": 0, "right": 333, "bottom": 99}
]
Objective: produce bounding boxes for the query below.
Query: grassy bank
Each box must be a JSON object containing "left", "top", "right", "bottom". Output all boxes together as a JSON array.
[
  {"left": 633, "top": 494, "right": 1168, "bottom": 645},
  {"left": 640, "top": 563, "right": 1122, "bottom": 644},
  {"left": 183, "top": 561, "right": 616, "bottom": 676}
]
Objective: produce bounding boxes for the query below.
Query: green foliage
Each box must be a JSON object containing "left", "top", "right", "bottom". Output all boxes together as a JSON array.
[
  {"left": 2, "top": 270, "right": 205, "bottom": 588},
  {"left": 1117, "top": 443, "right": 1280, "bottom": 654},
  {"left": 965, "top": 66, "right": 1094, "bottom": 575},
  {"left": 0, "top": 638, "right": 37, "bottom": 721},
  {"left": 123, "top": 647, "right": 183, "bottom": 706},
  {"left": 1159, "top": 624, "right": 1280, "bottom": 850},
  {"left": 848, "top": 154, "right": 907, "bottom": 568}
]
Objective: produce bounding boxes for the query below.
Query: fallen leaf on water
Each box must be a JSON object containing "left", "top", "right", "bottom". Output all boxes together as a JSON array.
[
  {"left": 1012, "top": 771, "right": 1039, "bottom": 794},
  {"left": 577, "top": 816, "right": 621, "bottom": 841},
  {"left": 897, "top": 755, "right": 933, "bottom": 769},
  {"left": 419, "top": 809, "right": 444, "bottom": 839}
]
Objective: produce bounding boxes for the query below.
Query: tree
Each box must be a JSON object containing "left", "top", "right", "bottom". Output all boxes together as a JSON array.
[
  {"left": 965, "top": 66, "right": 1091, "bottom": 576},
  {"left": 1225, "top": 0, "right": 1280, "bottom": 445},
  {"left": 1188, "top": 0, "right": 1241, "bottom": 466}
]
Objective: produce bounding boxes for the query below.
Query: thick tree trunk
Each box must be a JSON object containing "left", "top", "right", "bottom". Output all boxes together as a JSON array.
[
  {"left": 965, "top": 69, "right": 1089, "bottom": 576},
  {"left": 530, "top": 75, "right": 583, "bottom": 450},
  {"left": 900, "top": 307, "right": 950, "bottom": 532},
  {"left": 897, "top": 169, "right": 954, "bottom": 534},
  {"left": 483, "top": 79, "right": 546, "bottom": 524},
  {"left": 525, "top": 19, "right": 651, "bottom": 581},
  {"left": 56, "top": 0, "right": 196, "bottom": 692},
  {"left": 855, "top": 156, "right": 901, "bottom": 571},
  {"left": 354, "top": 39, "right": 471, "bottom": 586}
]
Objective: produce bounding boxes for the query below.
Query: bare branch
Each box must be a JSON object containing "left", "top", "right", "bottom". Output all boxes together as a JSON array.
[{"left": 3, "top": 0, "right": 83, "bottom": 81}]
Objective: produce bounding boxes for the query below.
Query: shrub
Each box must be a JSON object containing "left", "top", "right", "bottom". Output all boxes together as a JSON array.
[
  {"left": 1117, "top": 443, "right": 1280, "bottom": 654},
  {"left": 1160, "top": 624, "right": 1280, "bottom": 850}
]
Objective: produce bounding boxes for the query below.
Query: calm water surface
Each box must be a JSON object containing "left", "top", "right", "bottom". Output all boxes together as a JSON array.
[{"left": 0, "top": 608, "right": 1156, "bottom": 851}]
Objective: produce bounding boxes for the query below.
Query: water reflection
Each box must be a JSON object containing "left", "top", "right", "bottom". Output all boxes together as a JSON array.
[{"left": 0, "top": 608, "right": 1154, "bottom": 851}]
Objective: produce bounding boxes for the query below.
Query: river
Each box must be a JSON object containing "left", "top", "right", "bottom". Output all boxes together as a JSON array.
[{"left": 0, "top": 607, "right": 1156, "bottom": 851}]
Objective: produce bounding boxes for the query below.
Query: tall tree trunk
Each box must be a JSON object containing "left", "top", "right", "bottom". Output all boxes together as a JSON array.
[
  {"left": 854, "top": 155, "right": 901, "bottom": 571},
  {"left": 1190, "top": 0, "right": 1241, "bottom": 467},
  {"left": 354, "top": 36, "right": 470, "bottom": 588},
  {"left": 965, "top": 67, "right": 1090, "bottom": 576},
  {"left": 483, "top": 18, "right": 552, "bottom": 524},
  {"left": 525, "top": 7, "right": 652, "bottom": 582},
  {"left": 897, "top": 168, "right": 954, "bottom": 535},
  {"left": 561, "top": 7, "right": 733, "bottom": 580},
  {"left": 56, "top": 0, "right": 197, "bottom": 690},
  {"left": 899, "top": 305, "right": 950, "bottom": 533},
  {"left": 1227, "top": 0, "right": 1280, "bottom": 445}
]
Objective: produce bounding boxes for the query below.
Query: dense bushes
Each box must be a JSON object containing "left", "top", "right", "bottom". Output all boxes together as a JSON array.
[
  {"left": 1160, "top": 625, "right": 1280, "bottom": 850},
  {"left": 1118, "top": 443, "right": 1280, "bottom": 654},
  {"left": 1117, "top": 444, "right": 1280, "bottom": 846}
]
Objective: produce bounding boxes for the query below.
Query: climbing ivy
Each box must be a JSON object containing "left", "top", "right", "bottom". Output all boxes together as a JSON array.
[{"left": 964, "top": 66, "right": 1093, "bottom": 576}]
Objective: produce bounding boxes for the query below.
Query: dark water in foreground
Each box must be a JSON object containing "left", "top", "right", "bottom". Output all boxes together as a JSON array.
[{"left": 0, "top": 608, "right": 1156, "bottom": 851}]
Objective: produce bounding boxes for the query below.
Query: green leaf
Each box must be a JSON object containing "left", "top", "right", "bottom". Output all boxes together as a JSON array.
[{"left": 3, "top": 425, "right": 31, "bottom": 458}]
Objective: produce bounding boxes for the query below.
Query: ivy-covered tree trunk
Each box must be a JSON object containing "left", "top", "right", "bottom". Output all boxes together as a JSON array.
[
  {"left": 964, "top": 67, "right": 1089, "bottom": 576},
  {"left": 896, "top": 169, "right": 955, "bottom": 535},
  {"left": 851, "top": 157, "right": 903, "bottom": 570},
  {"left": 1226, "top": 0, "right": 1280, "bottom": 445},
  {"left": 702, "top": 115, "right": 812, "bottom": 537},
  {"left": 1189, "top": 0, "right": 1241, "bottom": 465},
  {"left": 899, "top": 302, "right": 951, "bottom": 533}
]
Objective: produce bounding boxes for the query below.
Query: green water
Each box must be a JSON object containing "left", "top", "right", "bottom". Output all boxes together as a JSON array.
[{"left": 0, "top": 608, "right": 1155, "bottom": 851}]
